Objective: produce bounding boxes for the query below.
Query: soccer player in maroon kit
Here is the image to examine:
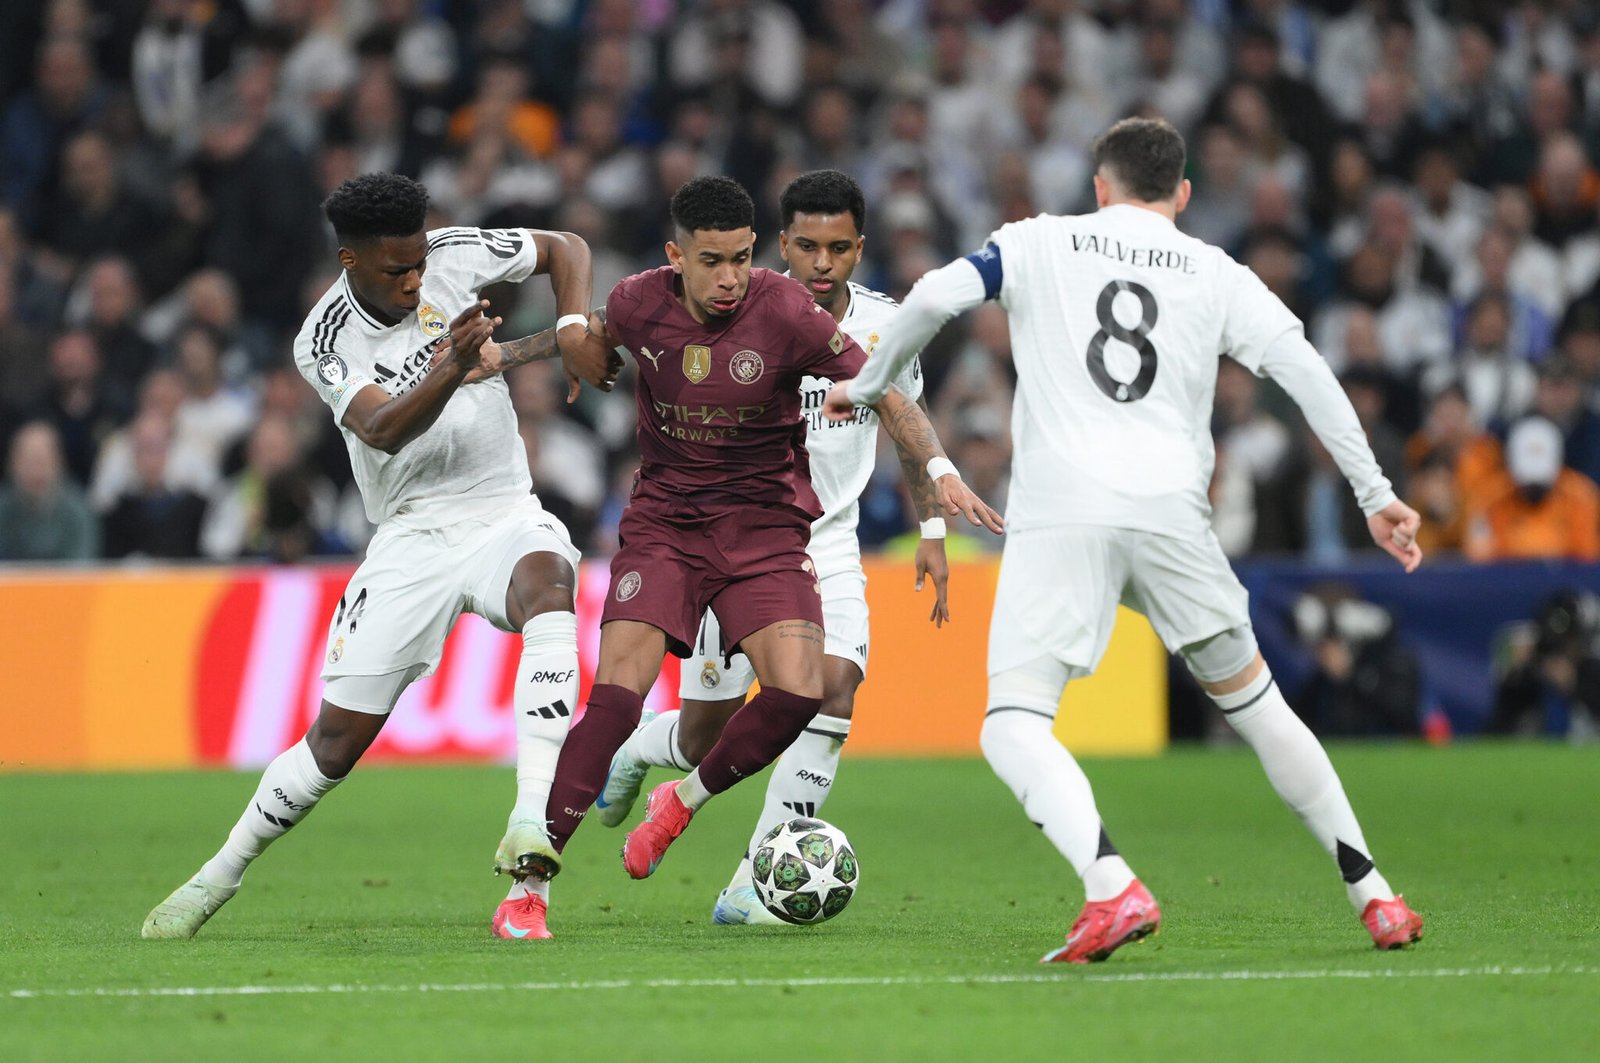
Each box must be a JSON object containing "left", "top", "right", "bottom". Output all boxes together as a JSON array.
[{"left": 498, "top": 177, "right": 1000, "bottom": 936}]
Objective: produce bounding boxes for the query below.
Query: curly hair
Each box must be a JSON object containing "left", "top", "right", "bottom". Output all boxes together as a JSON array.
[
  {"left": 1091, "top": 118, "right": 1187, "bottom": 203},
  {"left": 779, "top": 169, "right": 865, "bottom": 233},
  {"left": 322, "top": 172, "right": 429, "bottom": 244},
  {"left": 669, "top": 175, "right": 755, "bottom": 236}
]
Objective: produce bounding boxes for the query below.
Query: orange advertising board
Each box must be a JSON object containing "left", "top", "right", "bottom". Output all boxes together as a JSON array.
[{"left": 0, "top": 560, "right": 1166, "bottom": 772}]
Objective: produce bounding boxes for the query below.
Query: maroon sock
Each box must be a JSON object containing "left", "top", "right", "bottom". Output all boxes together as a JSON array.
[
  {"left": 696, "top": 687, "right": 822, "bottom": 796},
  {"left": 544, "top": 683, "right": 643, "bottom": 851}
]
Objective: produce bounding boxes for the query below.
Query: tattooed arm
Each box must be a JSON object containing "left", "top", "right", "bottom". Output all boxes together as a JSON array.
[
  {"left": 893, "top": 395, "right": 943, "bottom": 523},
  {"left": 870, "top": 387, "right": 1003, "bottom": 534},
  {"left": 468, "top": 308, "right": 622, "bottom": 388},
  {"left": 890, "top": 395, "right": 956, "bottom": 626},
  {"left": 480, "top": 327, "right": 560, "bottom": 373}
]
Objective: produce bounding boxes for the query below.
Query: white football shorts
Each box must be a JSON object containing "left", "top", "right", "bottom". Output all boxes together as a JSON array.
[
  {"left": 988, "top": 524, "right": 1251, "bottom": 679},
  {"left": 679, "top": 564, "right": 869, "bottom": 701},
  {"left": 320, "top": 494, "right": 579, "bottom": 685}
]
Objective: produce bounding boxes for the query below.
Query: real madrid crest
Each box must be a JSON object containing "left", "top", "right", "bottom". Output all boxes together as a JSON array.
[
  {"left": 418, "top": 304, "right": 446, "bottom": 337},
  {"left": 730, "top": 350, "right": 764, "bottom": 384},
  {"left": 683, "top": 345, "right": 712, "bottom": 383},
  {"left": 329, "top": 636, "right": 344, "bottom": 664}
]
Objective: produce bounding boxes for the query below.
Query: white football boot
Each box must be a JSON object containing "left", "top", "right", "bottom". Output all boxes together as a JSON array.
[
  {"left": 141, "top": 872, "right": 239, "bottom": 939},
  {"left": 594, "top": 712, "right": 655, "bottom": 828},
  {"left": 494, "top": 816, "right": 562, "bottom": 882},
  {"left": 712, "top": 858, "right": 784, "bottom": 925}
]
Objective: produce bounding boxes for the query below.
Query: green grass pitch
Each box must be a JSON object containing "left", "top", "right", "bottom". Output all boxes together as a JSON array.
[{"left": 2, "top": 743, "right": 1596, "bottom": 1061}]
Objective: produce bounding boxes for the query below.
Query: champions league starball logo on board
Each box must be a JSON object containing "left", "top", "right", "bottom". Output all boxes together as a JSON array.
[
  {"left": 730, "top": 350, "right": 764, "bottom": 384},
  {"left": 616, "top": 571, "right": 642, "bottom": 602}
]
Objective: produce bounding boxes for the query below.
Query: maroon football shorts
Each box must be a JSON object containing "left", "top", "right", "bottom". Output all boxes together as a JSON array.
[{"left": 601, "top": 494, "right": 822, "bottom": 658}]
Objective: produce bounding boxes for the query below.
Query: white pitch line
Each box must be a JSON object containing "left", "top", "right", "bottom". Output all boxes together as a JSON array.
[{"left": 6, "top": 965, "right": 1596, "bottom": 1001}]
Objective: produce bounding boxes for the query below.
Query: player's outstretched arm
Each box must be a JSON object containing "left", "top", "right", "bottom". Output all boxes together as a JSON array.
[
  {"left": 528, "top": 230, "right": 613, "bottom": 398},
  {"left": 341, "top": 300, "right": 499, "bottom": 454},
  {"left": 1256, "top": 331, "right": 1422, "bottom": 572},
  {"left": 824, "top": 257, "right": 991, "bottom": 420},
  {"left": 891, "top": 395, "right": 954, "bottom": 626},
  {"left": 872, "top": 386, "right": 1004, "bottom": 536},
  {"left": 467, "top": 308, "right": 623, "bottom": 393}
]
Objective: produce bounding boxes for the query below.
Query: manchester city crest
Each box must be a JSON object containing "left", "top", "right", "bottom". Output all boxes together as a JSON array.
[{"left": 730, "top": 350, "right": 764, "bottom": 384}]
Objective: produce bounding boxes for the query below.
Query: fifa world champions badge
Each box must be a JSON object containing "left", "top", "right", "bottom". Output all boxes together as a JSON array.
[{"left": 683, "top": 345, "right": 711, "bottom": 383}]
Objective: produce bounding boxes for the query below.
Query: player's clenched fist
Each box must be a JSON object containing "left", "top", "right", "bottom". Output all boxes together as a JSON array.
[
  {"left": 822, "top": 380, "right": 855, "bottom": 422},
  {"left": 558, "top": 310, "right": 619, "bottom": 399},
  {"left": 1366, "top": 499, "right": 1424, "bottom": 573}
]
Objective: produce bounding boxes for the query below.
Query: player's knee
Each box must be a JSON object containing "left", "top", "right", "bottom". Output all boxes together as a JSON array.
[
  {"left": 979, "top": 708, "right": 1046, "bottom": 765},
  {"left": 676, "top": 715, "right": 720, "bottom": 766},
  {"left": 304, "top": 720, "right": 367, "bottom": 779},
  {"left": 1182, "top": 626, "right": 1261, "bottom": 686},
  {"left": 507, "top": 556, "right": 576, "bottom": 623},
  {"left": 521, "top": 587, "right": 575, "bottom": 619},
  {"left": 818, "top": 687, "right": 856, "bottom": 722}
]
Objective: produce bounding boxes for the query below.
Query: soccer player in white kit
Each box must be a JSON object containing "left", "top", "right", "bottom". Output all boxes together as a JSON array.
[
  {"left": 826, "top": 119, "right": 1426, "bottom": 961},
  {"left": 592, "top": 170, "right": 974, "bottom": 924},
  {"left": 142, "top": 173, "right": 617, "bottom": 940}
]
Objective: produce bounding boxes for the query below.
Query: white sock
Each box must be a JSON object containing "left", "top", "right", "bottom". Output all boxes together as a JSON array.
[
  {"left": 505, "top": 876, "right": 551, "bottom": 903},
  {"left": 980, "top": 707, "right": 1134, "bottom": 901},
  {"left": 726, "top": 855, "right": 754, "bottom": 893},
  {"left": 1213, "top": 668, "right": 1395, "bottom": 911},
  {"left": 201, "top": 738, "right": 340, "bottom": 887},
  {"left": 676, "top": 768, "right": 711, "bottom": 810},
  {"left": 744, "top": 713, "right": 851, "bottom": 858},
  {"left": 626, "top": 710, "right": 693, "bottom": 771},
  {"left": 511, "top": 612, "right": 579, "bottom": 823}
]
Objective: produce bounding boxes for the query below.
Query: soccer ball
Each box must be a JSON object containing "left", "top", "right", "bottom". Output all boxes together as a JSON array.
[{"left": 750, "top": 817, "right": 859, "bottom": 925}]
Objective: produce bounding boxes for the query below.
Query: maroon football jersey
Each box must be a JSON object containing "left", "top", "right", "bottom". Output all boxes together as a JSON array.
[{"left": 606, "top": 266, "right": 868, "bottom": 518}]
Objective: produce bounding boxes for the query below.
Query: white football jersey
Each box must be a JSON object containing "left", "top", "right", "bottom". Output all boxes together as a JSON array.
[
  {"left": 801, "top": 281, "right": 924, "bottom": 574},
  {"left": 988, "top": 204, "right": 1301, "bottom": 537},
  {"left": 294, "top": 227, "right": 540, "bottom": 527}
]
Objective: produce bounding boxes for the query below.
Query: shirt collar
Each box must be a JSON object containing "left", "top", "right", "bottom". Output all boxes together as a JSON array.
[{"left": 341, "top": 272, "right": 405, "bottom": 333}]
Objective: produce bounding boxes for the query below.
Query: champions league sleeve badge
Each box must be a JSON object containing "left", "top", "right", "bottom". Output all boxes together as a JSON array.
[{"left": 317, "top": 354, "right": 349, "bottom": 387}]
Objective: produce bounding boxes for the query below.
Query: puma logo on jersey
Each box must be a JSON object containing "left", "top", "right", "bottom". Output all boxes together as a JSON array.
[{"left": 638, "top": 346, "right": 662, "bottom": 370}]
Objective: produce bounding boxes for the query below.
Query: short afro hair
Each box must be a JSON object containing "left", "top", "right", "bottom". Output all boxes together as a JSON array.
[
  {"left": 1091, "top": 118, "right": 1187, "bottom": 203},
  {"left": 670, "top": 175, "right": 755, "bottom": 237},
  {"left": 323, "top": 172, "right": 429, "bottom": 244},
  {"left": 780, "top": 169, "right": 865, "bottom": 233}
]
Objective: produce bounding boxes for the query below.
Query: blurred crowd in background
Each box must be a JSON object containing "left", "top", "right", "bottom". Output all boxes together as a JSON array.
[{"left": 2, "top": 0, "right": 1600, "bottom": 572}]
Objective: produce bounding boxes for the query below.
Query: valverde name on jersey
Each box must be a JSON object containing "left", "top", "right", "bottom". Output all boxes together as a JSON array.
[{"left": 1068, "top": 233, "right": 1198, "bottom": 273}]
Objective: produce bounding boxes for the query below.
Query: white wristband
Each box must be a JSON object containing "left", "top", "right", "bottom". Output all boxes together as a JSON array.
[
  {"left": 927, "top": 456, "right": 958, "bottom": 482},
  {"left": 919, "top": 517, "right": 947, "bottom": 539},
  {"left": 555, "top": 313, "right": 589, "bottom": 334}
]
